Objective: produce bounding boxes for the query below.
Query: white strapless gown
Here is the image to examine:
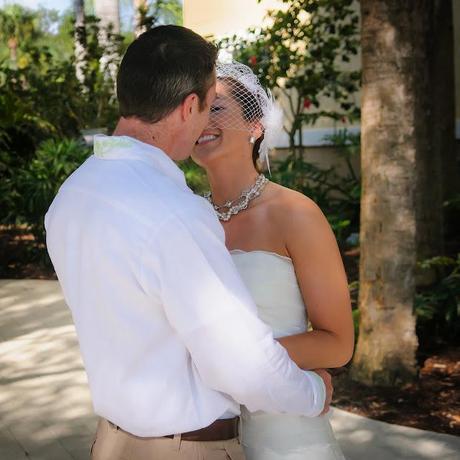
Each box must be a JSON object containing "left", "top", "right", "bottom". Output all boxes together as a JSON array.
[{"left": 231, "top": 250, "right": 345, "bottom": 460}]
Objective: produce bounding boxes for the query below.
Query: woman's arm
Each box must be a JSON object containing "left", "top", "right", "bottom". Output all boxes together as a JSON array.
[{"left": 277, "top": 195, "right": 354, "bottom": 370}]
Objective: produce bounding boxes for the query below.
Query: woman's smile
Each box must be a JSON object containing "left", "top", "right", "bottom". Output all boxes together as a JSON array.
[{"left": 195, "top": 130, "right": 222, "bottom": 147}]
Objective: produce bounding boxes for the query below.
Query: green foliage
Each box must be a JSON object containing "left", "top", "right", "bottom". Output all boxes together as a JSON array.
[
  {"left": 271, "top": 129, "right": 361, "bottom": 244},
  {"left": 0, "top": 4, "right": 74, "bottom": 64},
  {"left": 0, "top": 6, "right": 120, "bottom": 259},
  {"left": 0, "top": 8, "right": 81, "bottom": 155},
  {"left": 415, "top": 255, "right": 460, "bottom": 345},
  {"left": 0, "top": 5, "right": 124, "bottom": 217},
  {"left": 0, "top": 53, "right": 83, "bottom": 211},
  {"left": 0, "top": 58, "right": 81, "bottom": 137},
  {"left": 133, "top": 0, "right": 183, "bottom": 31},
  {"left": 75, "top": 15, "right": 125, "bottom": 129},
  {"left": 0, "top": 150, "right": 20, "bottom": 224},
  {"left": 0, "top": 6, "right": 123, "bottom": 166},
  {"left": 0, "top": 4, "right": 43, "bottom": 60},
  {"left": 218, "top": 0, "right": 361, "bottom": 156},
  {"left": 348, "top": 279, "right": 360, "bottom": 342},
  {"left": 13, "top": 138, "right": 91, "bottom": 245},
  {"left": 443, "top": 193, "right": 460, "bottom": 211},
  {"left": 218, "top": 0, "right": 361, "bottom": 245},
  {"left": 179, "top": 159, "right": 209, "bottom": 195}
]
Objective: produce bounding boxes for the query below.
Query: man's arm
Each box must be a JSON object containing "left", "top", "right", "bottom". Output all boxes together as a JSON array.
[{"left": 139, "top": 206, "right": 326, "bottom": 417}]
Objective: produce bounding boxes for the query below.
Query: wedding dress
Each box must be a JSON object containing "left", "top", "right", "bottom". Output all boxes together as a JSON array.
[{"left": 231, "top": 250, "right": 345, "bottom": 460}]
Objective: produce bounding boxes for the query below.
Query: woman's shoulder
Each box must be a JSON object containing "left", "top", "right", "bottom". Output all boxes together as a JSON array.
[
  {"left": 264, "top": 183, "right": 335, "bottom": 256},
  {"left": 266, "top": 182, "right": 325, "bottom": 227}
]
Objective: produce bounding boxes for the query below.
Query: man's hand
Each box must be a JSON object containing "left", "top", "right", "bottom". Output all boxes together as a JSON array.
[{"left": 313, "top": 369, "right": 333, "bottom": 415}]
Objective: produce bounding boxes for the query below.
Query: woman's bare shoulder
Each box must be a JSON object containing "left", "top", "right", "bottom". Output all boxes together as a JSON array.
[
  {"left": 266, "top": 182, "right": 326, "bottom": 230},
  {"left": 265, "top": 183, "right": 338, "bottom": 262}
]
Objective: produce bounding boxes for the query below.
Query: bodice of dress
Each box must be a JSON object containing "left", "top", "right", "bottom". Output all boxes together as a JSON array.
[{"left": 230, "top": 250, "right": 308, "bottom": 339}]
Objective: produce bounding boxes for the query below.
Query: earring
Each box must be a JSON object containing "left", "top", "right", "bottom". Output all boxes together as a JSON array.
[{"left": 249, "top": 136, "right": 256, "bottom": 145}]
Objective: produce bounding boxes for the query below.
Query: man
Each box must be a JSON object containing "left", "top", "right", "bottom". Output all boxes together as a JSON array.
[{"left": 45, "top": 25, "right": 332, "bottom": 460}]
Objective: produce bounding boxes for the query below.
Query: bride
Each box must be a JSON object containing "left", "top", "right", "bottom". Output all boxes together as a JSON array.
[{"left": 192, "top": 62, "right": 354, "bottom": 460}]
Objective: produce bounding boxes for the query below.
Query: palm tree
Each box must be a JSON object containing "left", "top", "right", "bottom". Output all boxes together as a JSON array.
[
  {"left": 73, "top": 0, "right": 87, "bottom": 85},
  {"left": 133, "top": 0, "right": 148, "bottom": 36},
  {"left": 352, "top": 0, "right": 457, "bottom": 385},
  {"left": 350, "top": 0, "right": 421, "bottom": 385},
  {"left": 94, "top": 0, "right": 120, "bottom": 33},
  {"left": 0, "top": 5, "right": 42, "bottom": 67},
  {"left": 93, "top": 0, "right": 121, "bottom": 80}
]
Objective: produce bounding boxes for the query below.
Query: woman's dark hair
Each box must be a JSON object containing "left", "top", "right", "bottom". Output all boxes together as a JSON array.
[
  {"left": 219, "top": 77, "right": 264, "bottom": 172},
  {"left": 117, "top": 25, "right": 218, "bottom": 123}
]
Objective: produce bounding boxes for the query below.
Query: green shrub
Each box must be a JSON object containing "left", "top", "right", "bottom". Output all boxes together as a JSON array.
[
  {"left": 271, "top": 129, "right": 361, "bottom": 245},
  {"left": 218, "top": 0, "right": 360, "bottom": 158},
  {"left": 179, "top": 159, "right": 209, "bottom": 195},
  {"left": 415, "top": 255, "right": 460, "bottom": 346},
  {"left": 14, "top": 138, "right": 91, "bottom": 245}
]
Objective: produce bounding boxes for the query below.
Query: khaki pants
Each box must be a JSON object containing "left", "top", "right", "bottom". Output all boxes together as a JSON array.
[{"left": 91, "top": 418, "right": 245, "bottom": 460}]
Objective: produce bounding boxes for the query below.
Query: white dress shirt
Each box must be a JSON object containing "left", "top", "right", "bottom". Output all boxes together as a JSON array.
[{"left": 45, "top": 135, "right": 326, "bottom": 437}]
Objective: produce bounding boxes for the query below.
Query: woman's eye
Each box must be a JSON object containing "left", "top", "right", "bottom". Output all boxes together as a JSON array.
[{"left": 211, "top": 106, "right": 223, "bottom": 113}]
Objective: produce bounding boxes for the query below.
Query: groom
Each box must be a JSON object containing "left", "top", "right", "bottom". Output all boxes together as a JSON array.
[{"left": 45, "top": 25, "right": 332, "bottom": 460}]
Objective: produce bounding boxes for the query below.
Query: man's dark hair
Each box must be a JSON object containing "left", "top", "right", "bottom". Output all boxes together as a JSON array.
[{"left": 117, "top": 25, "right": 218, "bottom": 123}]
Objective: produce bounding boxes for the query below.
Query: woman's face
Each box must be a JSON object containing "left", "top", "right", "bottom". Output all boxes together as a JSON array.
[{"left": 192, "top": 80, "right": 256, "bottom": 169}]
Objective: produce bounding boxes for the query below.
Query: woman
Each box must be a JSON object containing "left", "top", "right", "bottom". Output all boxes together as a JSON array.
[{"left": 192, "top": 62, "right": 354, "bottom": 460}]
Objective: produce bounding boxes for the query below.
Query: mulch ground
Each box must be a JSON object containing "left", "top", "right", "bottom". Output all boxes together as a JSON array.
[
  {"left": 332, "top": 347, "right": 460, "bottom": 436},
  {"left": 1, "top": 226, "right": 459, "bottom": 436},
  {"left": 0, "top": 226, "right": 56, "bottom": 279}
]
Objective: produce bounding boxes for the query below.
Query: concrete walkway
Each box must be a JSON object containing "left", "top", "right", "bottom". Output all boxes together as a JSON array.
[{"left": 0, "top": 279, "right": 459, "bottom": 460}]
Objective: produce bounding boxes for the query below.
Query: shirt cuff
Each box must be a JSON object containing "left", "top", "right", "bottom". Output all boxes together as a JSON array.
[{"left": 303, "top": 370, "right": 327, "bottom": 417}]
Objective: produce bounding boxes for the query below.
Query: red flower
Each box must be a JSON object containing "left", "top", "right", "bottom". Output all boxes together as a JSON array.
[
  {"left": 341, "top": 116, "right": 347, "bottom": 123},
  {"left": 303, "top": 99, "right": 312, "bottom": 109},
  {"left": 248, "top": 55, "right": 257, "bottom": 66}
]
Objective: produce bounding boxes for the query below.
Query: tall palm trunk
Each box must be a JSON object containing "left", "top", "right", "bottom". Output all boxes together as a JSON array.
[
  {"left": 93, "top": 0, "right": 120, "bottom": 81},
  {"left": 351, "top": 0, "right": 423, "bottom": 385},
  {"left": 94, "top": 0, "right": 120, "bottom": 33},
  {"left": 73, "top": 0, "right": 87, "bottom": 86},
  {"left": 133, "top": 0, "right": 148, "bottom": 37}
]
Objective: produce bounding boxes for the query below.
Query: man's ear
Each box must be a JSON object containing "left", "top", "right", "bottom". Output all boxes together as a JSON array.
[{"left": 180, "top": 93, "right": 199, "bottom": 121}]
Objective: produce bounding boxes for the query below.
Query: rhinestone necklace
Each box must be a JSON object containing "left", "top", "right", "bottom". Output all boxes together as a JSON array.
[{"left": 204, "top": 174, "right": 269, "bottom": 222}]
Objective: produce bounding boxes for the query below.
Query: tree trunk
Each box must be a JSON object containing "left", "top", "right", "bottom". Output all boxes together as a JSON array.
[
  {"left": 133, "top": 0, "right": 148, "bottom": 37},
  {"left": 93, "top": 0, "right": 120, "bottom": 81},
  {"left": 73, "top": 0, "right": 87, "bottom": 86},
  {"left": 351, "top": 0, "right": 421, "bottom": 385},
  {"left": 94, "top": 0, "right": 120, "bottom": 33}
]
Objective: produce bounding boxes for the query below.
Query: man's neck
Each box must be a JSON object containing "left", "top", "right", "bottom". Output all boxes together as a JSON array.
[{"left": 113, "top": 117, "right": 175, "bottom": 159}]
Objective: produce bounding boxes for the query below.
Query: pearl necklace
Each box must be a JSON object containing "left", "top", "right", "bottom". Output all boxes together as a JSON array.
[{"left": 204, "top": 174, "right": 269, "bottom": 222}]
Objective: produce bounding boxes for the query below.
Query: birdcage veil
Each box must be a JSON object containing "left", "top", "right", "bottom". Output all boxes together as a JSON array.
[{"left": 211, "top": 61, "right": 283, "bottom": 172}]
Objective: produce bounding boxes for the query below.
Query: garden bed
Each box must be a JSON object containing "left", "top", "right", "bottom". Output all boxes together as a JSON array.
[
  {"left": 0, "top": 226, "right": 56, "bottom": 279},
  {"left": 333, "top": 347, "right": 460, "bottom": 436}
]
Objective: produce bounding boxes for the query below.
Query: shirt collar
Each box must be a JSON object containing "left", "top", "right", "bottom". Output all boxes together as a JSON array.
[{"left": 93, "top": 134, "right": 188, "bottom": 190}]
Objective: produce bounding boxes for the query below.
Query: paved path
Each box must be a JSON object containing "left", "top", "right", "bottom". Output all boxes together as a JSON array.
[{"left": 1, "top": 279, "right": 459, "bottom": 460}]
